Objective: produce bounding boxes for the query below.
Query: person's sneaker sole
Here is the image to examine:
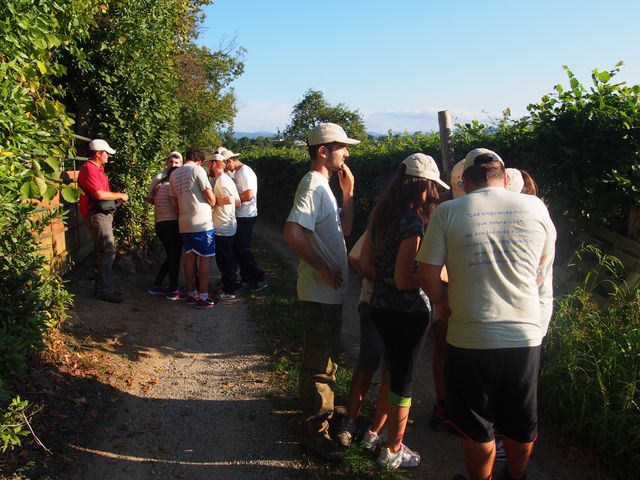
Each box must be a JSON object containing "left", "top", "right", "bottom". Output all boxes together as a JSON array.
[{"left": 250, "top": 282, "right": 268, "bottom": 292}]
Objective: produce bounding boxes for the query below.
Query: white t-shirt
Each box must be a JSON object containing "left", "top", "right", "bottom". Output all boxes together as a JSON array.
[
  {"left": 212, "top": 173, "right": 240, "bottom": 237},
  {"left": 348, "top": 232, "right": 373, "bottom": 304},
  {"left": 169, "top": 163, "right": 213, "bottom": 233},
  {"left": 417, "top": 187, "right": 556, "bottom": 349},
  {"left": 234, "top": 164, "right": 258, "bottom": 218},
  {"left": 287, "top": 171, "right": 349, "bottom": 305}
]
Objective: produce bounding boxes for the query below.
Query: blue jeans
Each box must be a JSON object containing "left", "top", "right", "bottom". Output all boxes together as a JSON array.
[{"left": 234, "top": 216, "right": 264, "bottom": 284}]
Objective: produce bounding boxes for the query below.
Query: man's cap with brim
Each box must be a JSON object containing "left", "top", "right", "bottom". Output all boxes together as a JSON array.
[
  {"left": 89, "top": 139, "right": 116, "bottom": 154},
  {"left": 307, "top": 123, "right": 361, "bottom": 146},
  {"left": 462, "top": 148, "right": 504, "bottom": 173}
]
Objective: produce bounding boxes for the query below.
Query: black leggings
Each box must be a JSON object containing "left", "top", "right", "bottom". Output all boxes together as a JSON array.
[
  {"left": 154, "top": 220, "right": 182, "bottom": 290},
  {"left": 370, "top": 307, "right": 430, "bottom": 405}
]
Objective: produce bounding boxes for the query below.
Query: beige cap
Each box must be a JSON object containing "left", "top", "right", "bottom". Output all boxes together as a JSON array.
[
  {"left": 506, "top": 168, "right": 524, "bottom": 192},
  {"left": 212, "top": 153, "right": 225, "bottom": 162},
  {"left": 307, "top": 123, "right": 361, "bottom": 146},
  {"left": 89, "top": 139, "right": 116, "bottom": 154},
  {"left": 168, "top": 150, "right": 183, "bottom": 161},
  {"left": 221, "top": 149, "right": 240, "bottom": 160},
  {"left": 462, "top": 148, "right": 504, "bottom": 173},
  {"left": 215, "top": 147, "right": 228, "bottom": 154},
  {"left": 451, "top": 159, "right": 466, "bottom": 198},
  {"left": 401, "top": 153, "right": 450, "bottom": 190}
]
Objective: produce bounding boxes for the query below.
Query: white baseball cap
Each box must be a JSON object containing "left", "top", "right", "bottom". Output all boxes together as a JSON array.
[
  {"left": 506, "top": 168, "right": 525, "bottom": 192},
  {"left": 401, "top": 153, "right": 450, "bottom": 190},
  {"left": 221, "top": 149, "right": 240, "bottom": 160},
  {"left": 462, "top": 148, "right": 504, "bottom": 173},
  {"left": 451, "top": 159, "right": 466, "bottom": 198},
  {"left": 212, "top": 153, "right": 225, "bottom": 162},
  {"left": 89, "top": 139, "right": 116, "bottom": 154},
  {"left": 307, "top": 123, "right": 361, "bottom": 146},
  {"left": 168, "top": 150, "right": 183, "bottom": 162}
]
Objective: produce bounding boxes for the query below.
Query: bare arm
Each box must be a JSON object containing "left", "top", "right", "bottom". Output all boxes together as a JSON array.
[
  {"left": 216, "top": 195, "right": 234, "bottom": 206},
  {"left": 283, "top": 221, "right": 342, "bottom": 289},
  {"left": 239, "top": 189, "right": 254, "bottom": 202},
  {"left": 94, "top": 189, "right": 128, "bottom": 202},
  {"left": 394, "top": 235, "right": 422, "bottom": 290},
  {"left": 338, "top": 164, "right": 354, "bottom": 237},
  {"left": 418, "top": 263, "right": 447, "bottom": 306},
  {"left": 203, "top": 188, "right": 216, "bottom": 208}
]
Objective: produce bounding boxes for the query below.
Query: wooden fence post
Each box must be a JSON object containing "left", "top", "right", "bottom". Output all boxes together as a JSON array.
[{"left": 438, "top": 110, "right": 454, "bottom": 183}]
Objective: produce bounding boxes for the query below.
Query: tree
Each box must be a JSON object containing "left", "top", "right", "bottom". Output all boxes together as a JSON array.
[{"left": 283, "top": 89, "right": 367, "bottom": 143}]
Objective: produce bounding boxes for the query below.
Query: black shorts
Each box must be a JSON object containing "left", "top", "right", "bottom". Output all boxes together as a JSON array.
[{"left": 445, "top": 344, "right": 541, "bottom": 443}]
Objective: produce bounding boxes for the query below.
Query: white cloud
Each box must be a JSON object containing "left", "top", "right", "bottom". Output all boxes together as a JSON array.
[
  {"left": 361, "top": 106, "right": 490, "bottom": 134},
  {"left": 233, "top": 101, "right": 291, "bottom": 133}
]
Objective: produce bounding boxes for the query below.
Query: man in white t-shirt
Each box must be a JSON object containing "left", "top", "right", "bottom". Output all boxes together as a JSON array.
[
  {"left": 223, "top": 149, "right": 267, "bottom": 292},
  {"left": 283, "top": 123, "right": 360, "bottom": 461},
  {"left": 416, "top": 148, "right": 556, "bottom": 480},
  {"left": 169, "top": 148, "right": 217, "bottom": 309},
  {"left": 209, "top": 153, "right": 241, "bottom": 299}
]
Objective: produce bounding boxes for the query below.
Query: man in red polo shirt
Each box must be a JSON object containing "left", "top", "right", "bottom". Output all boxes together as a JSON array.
[{"left": 78, "top": 139, "right": 129, "bottom": 303}]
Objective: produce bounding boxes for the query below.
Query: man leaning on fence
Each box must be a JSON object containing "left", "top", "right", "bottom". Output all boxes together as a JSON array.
[{"left": 78, "top": 139, "right": 129, "bottom": 303}]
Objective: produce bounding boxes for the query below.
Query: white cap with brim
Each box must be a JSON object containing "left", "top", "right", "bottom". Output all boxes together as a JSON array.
[
  {"left": 221, "top": 149, "right": 240, "bottom": 160},
  {"left": 168, "top": 150, "right": 183, "bottom": 162},
  {"left": 451, "top": 159, "right": 466, "bottom": 198},
  {"left": 506, "top": 168, "right": 525, "bottom": 192},
  {"left": 212, "top": 153, "right": 225, "bottom": 162},
  {"left": 462, "top": 148, "right": 504, "bottom": 173},
  {"left": 89, "top": 139, "right": 116, "bottom": 154},
  {"left": 307, "top": 123, "right": 361, "bottom": 146},
  {"left": 401, "top": 153, "right": 450, "bottom": 190}
]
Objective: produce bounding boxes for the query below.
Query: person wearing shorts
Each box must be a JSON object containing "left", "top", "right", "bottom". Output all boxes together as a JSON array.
[
  {"left": 169, "top": 148, "right": 217, "bottom": 309},
  {"left": 417, "top": 148, "right": 556, "bottom": 480}
]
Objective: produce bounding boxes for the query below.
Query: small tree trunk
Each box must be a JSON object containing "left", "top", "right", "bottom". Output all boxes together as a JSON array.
[{"left": 628, "top": 205, "right": 640, "bottom": 240}]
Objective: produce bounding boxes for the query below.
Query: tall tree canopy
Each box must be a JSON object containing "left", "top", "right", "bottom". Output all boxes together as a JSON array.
[{"left": 283, "top": 89, "right": 367, "bottom": 143}]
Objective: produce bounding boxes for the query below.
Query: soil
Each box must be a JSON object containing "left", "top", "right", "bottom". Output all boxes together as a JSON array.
[{"left": 2, "top": 221, "right": 601, "bottom": 480}]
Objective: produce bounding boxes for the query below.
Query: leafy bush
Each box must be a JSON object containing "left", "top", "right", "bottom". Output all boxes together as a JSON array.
[
  {"left": 541, "top": 247, "right": 640, "bottom": 479},
  {"left": 0, "top": 396, "right": 30, "bottom": 453}
]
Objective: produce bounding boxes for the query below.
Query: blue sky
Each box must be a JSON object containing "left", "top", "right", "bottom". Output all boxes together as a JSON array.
[{"left": 197, "top": 0, "right": 640, "bottom": 134}]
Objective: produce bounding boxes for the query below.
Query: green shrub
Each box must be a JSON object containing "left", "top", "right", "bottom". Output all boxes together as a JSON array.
[
  {"left": 541, "top": 247, "right": 640, "bottom": 479},
  {"left": 0, "top": 396, "right": 30, "bottom": 453}
]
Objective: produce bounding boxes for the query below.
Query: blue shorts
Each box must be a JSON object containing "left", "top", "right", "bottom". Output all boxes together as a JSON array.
[{"left": 182, "top": 230, "right": 215, "bottom": 257}]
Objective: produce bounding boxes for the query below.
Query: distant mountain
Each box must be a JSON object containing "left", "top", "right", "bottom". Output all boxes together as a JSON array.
[{"left": 233, "top": 131, "right": 278, "bottom": 139}]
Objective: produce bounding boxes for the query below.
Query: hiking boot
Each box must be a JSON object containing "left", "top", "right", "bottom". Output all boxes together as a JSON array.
[
  {"left": 360, "top": 427, "right": 386, "bottom": 451},
  {"left": 165, "top": 290, "right": 187, "bottom": 301},
  {"left": 301, "top": 435, "right": 344, "bottom": 462},
  {"left": 335, "top": 417, "right": 357, "bottom": 447},
  {"left": 97, "top": 292, "right": 123, "bottom": 303},
  {"left": 195, "top": 297, "right": 217, "bottom": 309},
  {"left": 250, "top": 280, "right": 268, "bottom": 292},
  {"left": 377, "top": 444, "right": 421, "bottom": 469},
  {"left": 147, "top": 285, "right": 166, "bottom": 295}
]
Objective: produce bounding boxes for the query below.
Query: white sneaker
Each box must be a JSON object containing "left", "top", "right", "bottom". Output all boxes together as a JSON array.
[
  {"left": 377, "top": 444, "right": 421, "bottom": 469},
  {"left": 360, "top": 427, "right": 386, "bottom": 451}
]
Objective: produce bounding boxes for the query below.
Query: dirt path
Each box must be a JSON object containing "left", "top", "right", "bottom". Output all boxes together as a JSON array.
[
  {"left": 65, "top": 251, "right": 305, "bottom": 479},
  {"left": 62, "top": 220, "right": 596, "bottom": 480}
]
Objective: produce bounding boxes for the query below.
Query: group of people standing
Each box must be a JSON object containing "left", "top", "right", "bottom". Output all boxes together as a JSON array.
[
  {"left": 284, "top": 123, "right": 556, "bottom": 480},
  {"left": 78, "top": 139, "right": 266, "bottom": 308}
]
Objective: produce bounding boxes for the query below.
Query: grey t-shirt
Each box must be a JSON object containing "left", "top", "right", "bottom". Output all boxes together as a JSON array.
[{"left": 169, "top": 163, "right": 213, "bottom": 233}]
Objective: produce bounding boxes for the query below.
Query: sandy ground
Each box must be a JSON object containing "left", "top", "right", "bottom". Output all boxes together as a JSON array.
[{"left": 62, "top": 220, "right": 597, "bottom": 480}]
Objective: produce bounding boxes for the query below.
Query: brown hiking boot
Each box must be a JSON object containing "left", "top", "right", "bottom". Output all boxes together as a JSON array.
[{"left": 301, "top": 434, "right": 345, "bottom": 462}]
